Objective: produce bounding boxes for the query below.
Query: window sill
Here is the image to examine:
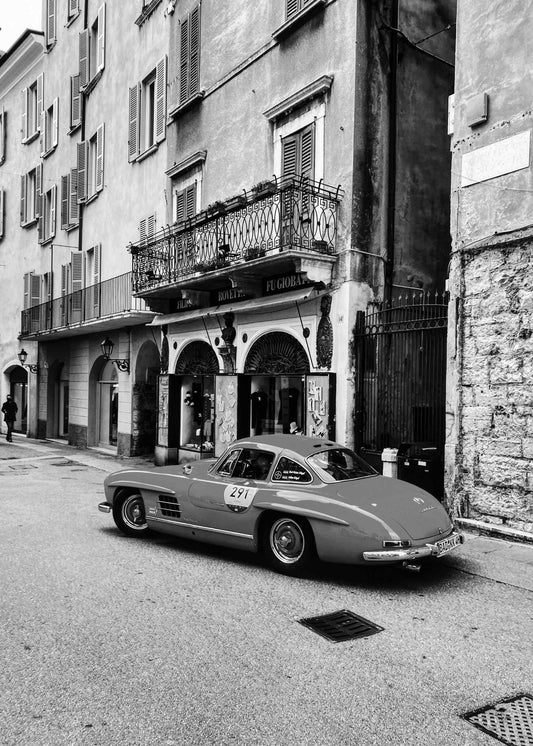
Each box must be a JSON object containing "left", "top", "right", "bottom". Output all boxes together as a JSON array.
[
  {"left": 135, "top": 143, "right": 159, "bottom": 163},
  {"left": 168, "top": 91, "right": 205, "bottom": 120},
  {"left": 272, "top": 0, "right": 326, "bottom": 41},
  {"left": 41, "top": 145, "right": 57, "bottom": 159},
  {"left": 68, "top": 123, "right": 82, "bottom": 136},
  {"left": 66, "top": 11, "right": 80, "bottom": 28},
  {"left": 22, "top": 131, "right": 40, "bottom": 146},
  {"left": 21, "top": 218, "right": 38, "bottom": 229},
  {"left": 40, "top": 234, "right": 54, "bottom": 246},
  {"left": 86, "top": 191, "right": 99, "bottom": 205},
  {"left": 81, "top": 70, "right": 103, "bottom": 97},
  {"left": 135, "top": 0, "right": 163, "bottom": 27}
]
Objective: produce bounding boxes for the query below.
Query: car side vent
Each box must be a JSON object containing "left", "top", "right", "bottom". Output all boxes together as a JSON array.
[{"left": 159, "top": 495, "right": 180, "bottom": 518}]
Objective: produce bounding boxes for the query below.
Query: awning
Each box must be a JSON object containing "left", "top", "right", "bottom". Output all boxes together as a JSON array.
[{"left": 147, "top": 286, "right": 325, "bottom": 327}]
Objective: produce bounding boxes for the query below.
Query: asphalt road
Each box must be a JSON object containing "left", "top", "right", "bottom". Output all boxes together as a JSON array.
[{"left": 0, "top": 436, "right": 532, "bottom": 746}]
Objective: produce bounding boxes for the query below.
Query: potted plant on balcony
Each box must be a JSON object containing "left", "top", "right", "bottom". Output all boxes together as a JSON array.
[
  {"left": 252, "top": 179, "right": 277, "bottom": 199},
  {"left": 245, "top": 245, "right": 266, "bottom": 261},
  {"left": 224, "top": 192, "right": 248, "bottom": 211},
  {"left": 206, "top": 200, "right": 226, "bottom": 219}
]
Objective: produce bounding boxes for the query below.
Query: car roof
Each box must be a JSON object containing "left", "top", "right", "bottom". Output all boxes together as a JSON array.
[{"left": 231, "top": 434, "right": 341, "bottom": 458}]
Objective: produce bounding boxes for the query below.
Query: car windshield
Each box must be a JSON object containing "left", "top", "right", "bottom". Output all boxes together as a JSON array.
[{"left": 307, "top": 448, "right": 376, "bottom": 482}]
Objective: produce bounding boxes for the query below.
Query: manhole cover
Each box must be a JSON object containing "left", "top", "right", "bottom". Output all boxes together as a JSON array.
[
  {"left": 462, "top": 694, "right": 533, "bottom": 746},
  {"left": 299, "top": 610, "right": 384, "bottom": 642}
]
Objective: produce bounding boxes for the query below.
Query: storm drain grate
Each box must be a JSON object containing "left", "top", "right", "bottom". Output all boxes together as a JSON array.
[
  {"left": 50, "top": 459, "right": 77, "bottom": 466},
  {"left": 299, "top": 609, "right": 384, "bottom": 642},
  {"left": 462, "top": 694, "right": 533, "bottom": 746}
]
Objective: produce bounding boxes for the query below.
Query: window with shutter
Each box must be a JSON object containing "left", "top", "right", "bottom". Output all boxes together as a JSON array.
[
  {"left": 155, "top": 56, "right": 167, "bottom": 143},
  {"left": 77, "top": 140, "right": 88, "bottom": 203},
  {"left": 69, "top": 168, "right": 79, "bottom": 226},
  {"left": 30, "top": 273, "right": 41, "bottom": 327},
  {"left": 79, "top": 4, "right": 105, "bottom": 90},
  {"left": 179, "top": 6, "right": 201, "bottom": 104},
  {"left": 46, "top": 0, "right": 57, "bottom": 46},
  {"left": 42, "top": 98, "right": 59, "bottom": 157},
  {"left": 68, "top": 0, "right": 79, "bottom": 21},
  {"left": 70, "top": 252, "right": 84, "bottom": 314},
  {"left": 79, "top": 29, "right": 89, "bottom": 88},
  {"left": 22, "top": 77, "right": 43, "bottom": 142},
  {"left": 35, "top": 163, "right": 43, "bottom": 225},
  {"left": 128, "top": 84, "right": 140, "bottom": 161},
  {"left": 0, "top": 189, "right": 4, "bottom": 240},
  {"left": 95, "top": 123, "right": 104, "bottom": 192},
  {"left": 130, "top": 57, "right": 167, "bottom": 161},
  {"left": 20, "top": 174, "right": 27, "bottom": 225},
  {"left": 61, "top": 175, "right": 69, "bottom": 229},
  {"left": 96, "top": 4, "right": 106, "bottom": 72},
  {"left": 70, "top": 75, "right": 81, "bottom": 130}
]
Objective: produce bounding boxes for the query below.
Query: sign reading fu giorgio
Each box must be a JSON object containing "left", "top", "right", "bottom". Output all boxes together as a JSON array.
[{"left": 264, "top": 272, "right": 313, "bottom": 295}]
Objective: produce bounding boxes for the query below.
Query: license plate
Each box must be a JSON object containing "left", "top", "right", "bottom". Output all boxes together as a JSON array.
[{"left": 435, "top": 533, "right": 462, "bottom": 556}]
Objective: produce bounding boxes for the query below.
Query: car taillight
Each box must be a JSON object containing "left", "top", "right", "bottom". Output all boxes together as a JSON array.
[{"left": 382, "top": 540, "right": 411, "bottom": 548}]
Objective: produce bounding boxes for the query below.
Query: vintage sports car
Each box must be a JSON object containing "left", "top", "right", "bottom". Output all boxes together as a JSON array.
[{"left": 98, "top": 435, "right": 464, "bottom": 574}]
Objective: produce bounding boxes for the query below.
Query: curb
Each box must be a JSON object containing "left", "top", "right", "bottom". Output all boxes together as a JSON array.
[{"left": 456, "top": 518, "right": 533, "bottom": 546}]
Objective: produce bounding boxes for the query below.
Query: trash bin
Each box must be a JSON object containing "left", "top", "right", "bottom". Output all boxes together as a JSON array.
[{"left": 397, "top": 442, "right": 443, "bottom": 498}]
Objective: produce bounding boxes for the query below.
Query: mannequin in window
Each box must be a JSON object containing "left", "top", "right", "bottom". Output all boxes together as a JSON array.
[
  {"left": 250, "top": 388, "right": 268, "bottom": 435},
  {"left": 278, "top": 387, "right": 299, "bottom": 433}
]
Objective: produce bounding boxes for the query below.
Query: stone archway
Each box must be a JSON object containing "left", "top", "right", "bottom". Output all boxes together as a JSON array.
[
  {"left": 244, "top": 332, "right": 310, "bottom": 374},
  {"left": 175, "top": 341, "right": 219, "bottom": 374}
]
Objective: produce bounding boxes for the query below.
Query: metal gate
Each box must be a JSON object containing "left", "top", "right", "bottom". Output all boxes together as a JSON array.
[{"left": 354, "top": 293, "right": 448, "bottom": 498}]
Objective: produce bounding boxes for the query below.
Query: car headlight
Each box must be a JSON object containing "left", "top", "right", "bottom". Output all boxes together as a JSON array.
[{"left": 382, "top": 540, "right": 411, "bottom": 548}]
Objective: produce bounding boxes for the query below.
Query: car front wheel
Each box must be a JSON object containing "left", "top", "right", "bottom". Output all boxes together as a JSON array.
[
  {"left": 262, "top": 514, "right": 315, "bottom": 574},
  {"left": 112, "top": 491, "right": 149, "bottom": 537}
]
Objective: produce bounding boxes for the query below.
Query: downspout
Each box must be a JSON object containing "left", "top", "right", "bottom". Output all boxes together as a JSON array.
[{"left": 385, "top": 0, "right": 399, "bottom": 302}]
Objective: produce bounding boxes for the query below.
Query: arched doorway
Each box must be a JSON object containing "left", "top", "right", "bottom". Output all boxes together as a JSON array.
[
  {"left": 243, "top": 332, "right": 310, "bottom": 435},
  {"left": 9, "top": 366, "right": 28, "bottom": 433},
  {"left": 132, "top": 340, "right": 160, "bottom": 455},
  {"left": 175, "top": 341, "right": 219, "bottom": 458},
  {"left": 97, "top": 360, "right": 118, "bottom": 448}
]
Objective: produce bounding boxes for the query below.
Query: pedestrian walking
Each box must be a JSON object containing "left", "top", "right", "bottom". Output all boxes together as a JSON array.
[{"left": 1, "top": 395, "right": 18, "bottom": 442}]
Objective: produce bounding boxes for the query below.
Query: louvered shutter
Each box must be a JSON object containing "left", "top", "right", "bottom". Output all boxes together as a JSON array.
[
  {"left": 40, "top": 110, "right": 46, "bottom": 156},
  {"left": 71, "top": 252, "right": 83, "bottom": 313},
  {"left": 77, "top": 140, "right": 88, "bottom": 203},
  {"left": 23, "top": 272, "right": 31, "bottom": 309},
  {"left": 71, "top": 75, "right": 81, "bottom": 128},
  {"left": 52, "top": 98, "right": 59, "bottom": 148},
  {"left": 139, "top": 218, "right": 147, "bottom": 241},
  {"left": 36, "top": 163, "right": 43, "bottom": 225},
  {"left": 286, "top": 0, "right": 300, "bottom": 19},
  {"left": 175, "top": 190, "right": 186, "bottom": 223},
  {"left": 93, "top": 243, "right": 101, "bottom": 313},
  {"left": 50, "top": 184, "right": 57, "bottom": 239},
  {"left": 60, "top": 264, "right": 68, "bottom": 323},
  {"left": 20, "top": 174, "right": 26, "bottom": 224},
  {"left": 37, "top": 74, "right": 44, "bottom": 122},
  {"left": 281, "top": 135, "right": 298, "bottom": 176},
  {"left": 21, "top": 88, "right": 28, "bottom": 141},
  {"left": 188, "top": 6, "right": 200, "bottom": 97},
  {"left": 97, "top": 4, "right": 106, "bottom": 72},
  {"left": 179, "top": 17, "right": 189, "bottom": 103},
  {"left": 69, "top": 168, "right": 79, "bottom": 225},
  {"left": 155, "top": 56, "right": 167, "bottom": 143},
  {"left": 96, "top": 123, "right": 104, "bottom": 192},
  {"left": 186, "top": 184, "right": 196, "bottom": 217},
  {"left": 0, "top": 190, "right": 4, "bottom": 239},
  {"left": 79, "top": 29, "right": 89, "bottom": 88},
  {"left": 147, "top": 214, "right": 156, "bottom": 238},
  {"left": 0, "top": 108, "right": 5, "bottom": 162},
  {"left": 128, "top": 84, "right": 140, "bottom": 161},
  {"left": 47, "top": 0, "right": 56, "bottom": 45},
  {"left": 31, "top": 273, "right": 41, "bottom": 327},
  {"left": 69, "top": 0, "right": 78, "bottom": 16},
  {"left": 61, "top": 175, "right": 69, "bottom": 229},
  {"left": 300, "top": 124, "right": 314, "bottom": 180}
]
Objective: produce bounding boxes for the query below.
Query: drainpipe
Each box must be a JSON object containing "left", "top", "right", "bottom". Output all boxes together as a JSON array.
[{"left": 385, "top": 0, "right": 399, "bottom": 303}]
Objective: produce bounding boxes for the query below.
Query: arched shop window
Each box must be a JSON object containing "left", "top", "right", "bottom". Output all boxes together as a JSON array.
[
  {"left": 243, "top": 332, "right": 310, "bottom": 436},
  {"left": 175, "top": 341, "right": 219, "bottom": 457}
]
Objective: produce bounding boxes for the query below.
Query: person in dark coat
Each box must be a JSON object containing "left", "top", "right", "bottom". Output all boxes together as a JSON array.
[{"left": 2, "top": 395, "right": 18, "bottom": 442}]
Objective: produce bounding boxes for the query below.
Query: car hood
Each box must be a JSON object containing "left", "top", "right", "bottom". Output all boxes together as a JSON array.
[{"left": 333, "top": 476, "right": 452, "bottom": 540}]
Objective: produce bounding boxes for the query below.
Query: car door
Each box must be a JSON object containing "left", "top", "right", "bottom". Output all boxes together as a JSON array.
[{"left": 187, "top": 447, "right": 276, "bottom": 532}]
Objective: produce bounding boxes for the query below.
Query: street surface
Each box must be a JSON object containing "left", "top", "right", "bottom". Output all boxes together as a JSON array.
[{"left": 1, "top": 435, "right": 532, "bottom": 746}]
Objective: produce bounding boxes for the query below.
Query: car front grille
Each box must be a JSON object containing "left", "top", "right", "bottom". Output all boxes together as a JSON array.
[{"left": 159, "top": 495, "right": 180, "bottom": 519}]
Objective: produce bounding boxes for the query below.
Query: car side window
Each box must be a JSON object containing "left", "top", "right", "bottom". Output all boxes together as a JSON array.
[
  {"left": 231, "top": 449, "right": 275, "bottom": 480},
  {"left": 272, "top": 457, "right": 312, "bottom": 483},
  {"left": 217, "top": 449, "right": 241, "bottom": 477}
]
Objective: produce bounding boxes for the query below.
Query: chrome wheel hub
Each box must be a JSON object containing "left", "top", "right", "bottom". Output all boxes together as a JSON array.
[{"left": 271, "top": 519, "right": 305, "bottom": 564}]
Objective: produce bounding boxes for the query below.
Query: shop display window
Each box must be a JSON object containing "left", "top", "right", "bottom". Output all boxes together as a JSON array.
[
  {"left": 250, "top": 375, "right": 304, "bottom": 436},
  {"left": 179, "top": 375, "right": 215, "bottom": 455}
]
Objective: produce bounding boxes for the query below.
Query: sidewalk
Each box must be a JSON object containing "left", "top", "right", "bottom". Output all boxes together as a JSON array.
[{"left": 2, "top": 432, "right": 533, "bottom": 592}]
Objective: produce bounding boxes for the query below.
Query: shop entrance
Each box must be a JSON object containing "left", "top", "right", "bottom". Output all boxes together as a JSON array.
[
  {"left": 10, "top": 366, "right": 28, "bottom": 433},
  {"left": 98, "top": 360, "right": 118, "bottom": 448}
]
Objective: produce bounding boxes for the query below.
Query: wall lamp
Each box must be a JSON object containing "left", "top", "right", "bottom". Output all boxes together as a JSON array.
[
  {"left": 100, "top": 337, "right": 130, "bottom": 373},
  {"left": 17, "top": 348, "right": 38, "bottom": 373}
]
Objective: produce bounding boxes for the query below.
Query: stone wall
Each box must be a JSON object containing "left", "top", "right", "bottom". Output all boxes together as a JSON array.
[{"left": 454, "top": 238, "right": 533, "bottom": 532}]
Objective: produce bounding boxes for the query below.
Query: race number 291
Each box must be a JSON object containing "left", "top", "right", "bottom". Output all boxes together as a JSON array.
[{"left": 224, "top": 484, "right": 257, "bottom": 513}]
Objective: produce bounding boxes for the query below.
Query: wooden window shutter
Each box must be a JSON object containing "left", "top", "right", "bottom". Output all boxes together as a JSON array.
[
  {"left": 281, "top": 135, "right": 298, "bottom": 177},
  {"left": 300, "top": 124, "right": 315, "bottom": 180},
  {"left": 97, "top": 3, "right": 106, "bottom": 73},
  {"left": 0, "top": 190, "right": 4, "bottom": 239},
  {"left": 95, "top": 123, "right": 104, "bottom": 192},
  {"left": 179, "top": 17, "right": 190, "bottom": 103},
  {"left": 50, "top": 184, "right": 57, "bottom": 239},
  {"left": 139, "top": 218, "right": 147, "bottom": 241},
  {"left": 69, "top": 167, "right": 79, "bottom": 225},
  {"left": 186, "top": 183, "right": 196, "bottom": 217},
  {"left": 286, "top": 0, "right": 300, "bottom": 19},
  {"left": 61, "top": 175, "right": 69, "bottom": 229},
  {"left": 21, "top": 88, "right": 28, "bottom": 141},
  {"left": 52, "top": 98, "right": 59, "bottom": 149},
  {"left": 79, "top": 29, "right": 89, "bottom": 88},
  {"left": 188, "top": 6, "right": 200, "bottom": 98},
  {"left": 31, "top": 273, "right": 41, "bottom": 307},
  {"left": 35, "top": 164, "right": 43, "bottom": 222},
  {"left": 93, "top": 243, "right": 101, "bottom": 312},
  {"left": 76, "top": 140, "right": 88, "bottom": 203},
  {"left": 175, "top": 190, "right": 186, "bottom": 223},
  {"left": 24, "top": 272, "right": 31, "bottom": 309},
  {"left": 20, "top": 174, "right": 27, "bottom": 224},
  {"left": 0, "top": 108, "right": 5, "bottom": 163},
  {"left": 71, "top": 251, "right": 83, "bottom": 311},
  {"left": 40, "top": 110, "right": 46, "bottom": 156},
  {"left": 128, "top": 84, "right": 140, "bottom": 161},
  {"left": 71, "top": 75, "right": 81, "bottom": 128},
  {"left": 47, "top": 0, "right": 56, "bottom": 45},
  {"left": 147, "top": 214, "right": 156, "bottom": 238},
  {"left": 155, "top": 56, "right": 167, "bottom": 143},
  {"left": 69, "top": 0, "right": 78, "bottom": 16},
  {"left": 37, "top": 74, "right": 44, "bottom": 121}
]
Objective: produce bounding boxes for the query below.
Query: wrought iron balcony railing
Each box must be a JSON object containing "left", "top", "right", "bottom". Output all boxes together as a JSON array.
[
  {"left": 20, "top": 271, "right": 150, "bottom": 337},
  {"left": 131, "top": 176, "right": 343, "bottom": 293}
]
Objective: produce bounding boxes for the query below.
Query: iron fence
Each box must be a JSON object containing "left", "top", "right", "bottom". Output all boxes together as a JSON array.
[
  {"left": 20, "top": 271, "right": 149, "bottom": 337},
  {"left": 131, "top": 176, "right": 342, "bottom": 293}
]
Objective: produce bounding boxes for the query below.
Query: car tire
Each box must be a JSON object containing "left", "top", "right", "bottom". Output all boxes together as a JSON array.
[
  {"left": 112, "top": 490, "right": 150, "bottom": 537},
  {"left": 261, "top": 514, "right": 315, "bottom": 575}
]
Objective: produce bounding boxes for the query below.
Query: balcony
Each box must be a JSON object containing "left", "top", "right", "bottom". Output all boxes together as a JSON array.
[
  {"left": 20, "top": 271, "right": 154, "bottom": 340},
  {"left": 131, "top": 176, "right": 343, "bottom": 302}
]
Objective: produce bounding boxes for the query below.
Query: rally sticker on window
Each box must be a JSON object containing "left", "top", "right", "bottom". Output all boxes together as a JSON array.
[{"left": 224, "top": 484, "right": 257, "bottom": 513}]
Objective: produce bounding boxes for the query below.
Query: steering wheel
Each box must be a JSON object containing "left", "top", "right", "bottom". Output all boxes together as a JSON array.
[{"left": 235, "top": 460, "right": 252, "bottom": 478}]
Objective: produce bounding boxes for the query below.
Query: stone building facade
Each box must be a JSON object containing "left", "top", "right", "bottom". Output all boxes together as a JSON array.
[{"left": 446, "top": 0, "right": 533, "bottom": 535}]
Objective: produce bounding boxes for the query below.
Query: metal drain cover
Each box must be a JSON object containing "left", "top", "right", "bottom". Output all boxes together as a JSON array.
[
  {"left": 462, "top": 694, "right": 533, "bottom": 746},
  {"left": 299, "top": 609, "right": 384, "bottom": 642}
]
